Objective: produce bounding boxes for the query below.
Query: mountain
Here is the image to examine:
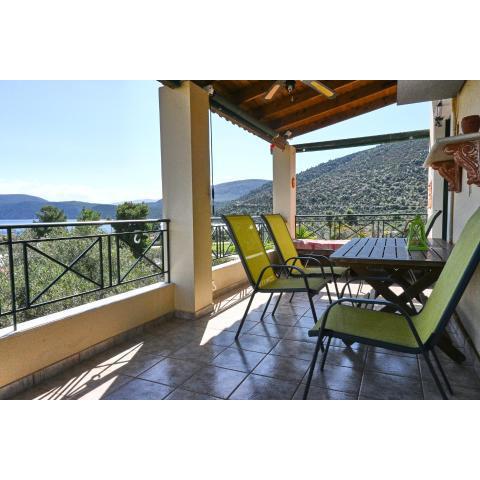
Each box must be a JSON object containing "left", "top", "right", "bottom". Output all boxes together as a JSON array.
[
  {"left": 0, "top": 194, "right": 47, "bottom": 205},
  {"left": 0, "top": 179, "right": 268, "bottom": 220},
  {"left": 218, "top": 139, "right": 429, "bottom": 215},
  {"left": 212, "top": 179, "right": 270, "bottom": 203},
  {"left": 150, "top": 180, "right": 270, "bottom": 216},
  {"left": 0, "top": 197, "right": 119, "bottom": 219}
]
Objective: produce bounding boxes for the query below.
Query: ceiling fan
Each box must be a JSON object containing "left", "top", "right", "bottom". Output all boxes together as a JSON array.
[{"left": 264, "top": 80, "right": 337, "bottom": 101}]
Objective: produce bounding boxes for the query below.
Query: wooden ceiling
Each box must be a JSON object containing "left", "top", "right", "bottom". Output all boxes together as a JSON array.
[{"left": 192, "top": 80, "right": 398, "bottom": 145}]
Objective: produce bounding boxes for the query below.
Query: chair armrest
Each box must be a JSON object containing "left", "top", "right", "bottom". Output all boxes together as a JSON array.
[
  {"left": 293, "top": 254, "right": 333, "bottom": 264},
  {"left": 339, "top": 275, "right": 393, "bottom": 298},
  {"left": 256, "top": 264, "right": 312, "bottom": 291},
  {"left": 285, "top": 255, "right": 330, "bottom": 279}
]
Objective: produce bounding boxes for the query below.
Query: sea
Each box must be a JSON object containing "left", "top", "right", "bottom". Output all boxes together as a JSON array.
[{"left": 1, "top": 219, "right": 61, "bottom": 225}]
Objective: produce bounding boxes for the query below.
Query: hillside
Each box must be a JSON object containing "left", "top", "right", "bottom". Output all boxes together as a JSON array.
[
  {"left": 0, "top": 179, "right": 268, "bottom": 220},
  {"left": 0, "top": 197, "right": 119, "bottom": 219},
  {"left": 218, "top": 139, "right": 429, "bottom": 215},
  {"left": 212, "top": 179, "right": 269, "bottom": 203}
]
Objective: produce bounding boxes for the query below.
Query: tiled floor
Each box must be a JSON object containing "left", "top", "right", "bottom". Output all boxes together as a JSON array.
[{"left": 15, "top": 285, "right": 480, "bottom": 400}]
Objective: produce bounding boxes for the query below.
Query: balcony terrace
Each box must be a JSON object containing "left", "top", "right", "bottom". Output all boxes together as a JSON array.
[
  {"left": 1, "top": 80, "right": 480, "bottom": 401},
  {"left": 14, "top": 283, "right": 480, "bottom": 400}
]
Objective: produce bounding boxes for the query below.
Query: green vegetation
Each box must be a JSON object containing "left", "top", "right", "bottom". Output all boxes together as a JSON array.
[
  {"left": 77, "top": 208, "right": 101, "bottom": 222},
  {"left": 32, "top": 205, "right": 67, "bottom": 237},
  {"left": 295, "top": 224, "right": 316, "bottom": 239},
  {"left": 0, "top": 203, "right": 164, "bottom": 329},
  {"left": 114, "top": 202, "right": 150, "bottom": 258},
  {"left": 218, "top": 139, "right": 429, "bottom": 216}
]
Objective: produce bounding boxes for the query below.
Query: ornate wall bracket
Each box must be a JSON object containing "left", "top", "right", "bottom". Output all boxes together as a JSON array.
[
  {"left": 443, "top": 140, "right": 480, "bottom": 188},
  {"left": 431, "top": 160, "right": 462, "bottom": 192}
]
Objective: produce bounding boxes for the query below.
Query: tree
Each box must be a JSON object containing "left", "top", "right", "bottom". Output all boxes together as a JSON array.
[
  {"left": 77, "top": 208, "right": 101, "bottom": 222},
  {"left": 295, "top": 224, "right": 316, "bottom": 239},
  {"left": 344, "top": 208, "right": 357, "bottom": 226},
  {"left": 113, "top": 202, "right": 150, "bottom": 258},
  {"left": 33, "top": 205, "right": 67, "bottom": 238},
  {"left": 75, "top": 208, "right": 102, "bottom": 236}
]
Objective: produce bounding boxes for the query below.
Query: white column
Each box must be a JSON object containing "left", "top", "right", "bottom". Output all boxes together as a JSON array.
[
  {"left": 272, "top": 144, "right": 297, "bottom": 235},
  {"left": 159, "top": 81, "right": 213, "bottom": 318}
]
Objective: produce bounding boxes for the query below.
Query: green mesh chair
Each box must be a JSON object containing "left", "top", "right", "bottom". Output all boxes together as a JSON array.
[
  {"left": 403, "top": 210, "right": 442, "bottom": 237},
  {"left": 262, "top": 214, "right": 350, "bottom": 303},
  {"left": 303, "top": 207, "right": 480, "bottom": 400},
  {"left": 425, "top": 210, "right": 442, "bottom": 237},
  {"left": 222, "top": 214, "right": 331, "bottom": 339}
]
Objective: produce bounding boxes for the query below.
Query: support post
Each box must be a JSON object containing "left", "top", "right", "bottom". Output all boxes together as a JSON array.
[
  {"left": 159, "top": 81, "right": 213, "bottom": 318},
  {"left": 429, "top": 99, "right": 452, "bottom": 239},
  {"left": 272, "top": 144, "right": 296, "bottom": 235}
]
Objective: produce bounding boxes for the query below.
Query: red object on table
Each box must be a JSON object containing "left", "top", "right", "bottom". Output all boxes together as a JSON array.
[{"left": 293, "top": 239, "right": 348, "bottom": 252}]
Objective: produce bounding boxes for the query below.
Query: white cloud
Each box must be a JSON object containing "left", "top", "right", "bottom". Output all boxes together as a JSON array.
[{"left": 0, "top": 179, "right": 162, "bottom": 204}]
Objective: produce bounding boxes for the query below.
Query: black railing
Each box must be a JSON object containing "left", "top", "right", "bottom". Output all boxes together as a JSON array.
[
  {"left": 211, "top": 216, "right": 271, "bottom": 264},
  {"left": 295, "top": 212, "right": 427, "bottom": 240},
  {"left": 0, "top": 219, "right": 170, "bottom": 331}
]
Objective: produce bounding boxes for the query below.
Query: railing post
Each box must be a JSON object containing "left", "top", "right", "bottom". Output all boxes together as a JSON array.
[
  {"left": 115, "top": 235, "right": 121, "bottom": 285},
  {"left": 107, "top": 235, "right": 113, "bottom": 287},
  {"left": 0, "top": 219, "right": 169, "bottom": 327},
  {"left": 22, "top": 242, "right": 30, "bottom": 309},
  {"left": 7, "top": 227, "right": 17, "bottom": 330},
  {"left": 99, "top": 236, "right": 104, "bottom": 289}
]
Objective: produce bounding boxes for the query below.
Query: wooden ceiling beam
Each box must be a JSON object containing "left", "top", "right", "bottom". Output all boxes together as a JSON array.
[
  {"left": 234, "top": 80, "right": 275, "bottom": 105},
  {"left": 253, "top": 80, "right": 358, "bottom": 122},
  {"left": 289, "top": 93, "right": 398, "bottom": 138},
  {"left": 190, "top": 81, "right": 238, "bottom": 98},
  {"left": 272, "top": 82, "right": 397, "bottom": 131}
]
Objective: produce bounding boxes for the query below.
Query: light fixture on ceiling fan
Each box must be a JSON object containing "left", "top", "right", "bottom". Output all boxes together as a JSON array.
[{"left": 264, "top": 80, "right": 337, "bottom": 102}]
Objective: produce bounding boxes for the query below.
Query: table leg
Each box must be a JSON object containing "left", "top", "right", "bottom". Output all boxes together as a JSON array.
[
  {"left": 437, "top": 332, "right": 466, "bottom": 363},
  {"left": 350, "top": 266, "right": 466, "bottom": 364},
  {"left": 352, "top": 266, "right": 417, "bottom": 314}
]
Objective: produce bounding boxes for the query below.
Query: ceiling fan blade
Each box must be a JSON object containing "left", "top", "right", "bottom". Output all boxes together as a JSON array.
[
  {"left": 265, "top": 81, "right": 281, "bottom": 100},
  {"left": 302, "top": 80, "right": 337, "bottom": 99}
]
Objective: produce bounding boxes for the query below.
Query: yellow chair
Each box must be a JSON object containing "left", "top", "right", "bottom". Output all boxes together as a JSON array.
[
  {"left": 304, "top": 208, "right": 480, "bottom": 399},
  {"left": 222, "top": 214, "right": 332, "bottom": 338},
  {"left": 262, "top": 213, "right": 350, "bottom": 302}
]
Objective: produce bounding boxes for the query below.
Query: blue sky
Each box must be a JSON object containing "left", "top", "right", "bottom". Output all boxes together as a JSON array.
[{"left": 0, "top": 81, "right": 431, "bottom": 203}]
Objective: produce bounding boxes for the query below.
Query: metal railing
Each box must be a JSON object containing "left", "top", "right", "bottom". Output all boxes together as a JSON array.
[
  {"left": 0, "top": 219, "right": 170, "bottom": 330},
  {"left": 211, "top": 216, "right": 271, "bottom": 264},
  {"left": 295, "top": 212, "right": 427, "bottom": 240}
]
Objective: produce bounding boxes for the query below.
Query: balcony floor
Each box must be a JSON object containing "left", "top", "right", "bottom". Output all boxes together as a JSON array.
[{"left": 15, "top": 284, "right": 480, "bottom": 400}]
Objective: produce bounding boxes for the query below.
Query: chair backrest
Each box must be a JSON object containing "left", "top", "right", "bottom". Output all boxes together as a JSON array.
[
  {"left": 262, "top": 214, "right": 298, "bottom": 265},
  {"left": 222, "top": 215, "right": 276, "bottom": 288},
  {"left": 417, "top": 207, "right": 480, "bottom": 344},
  {"left": 425, "top": 210, "right": 442, "bottom": 237}
]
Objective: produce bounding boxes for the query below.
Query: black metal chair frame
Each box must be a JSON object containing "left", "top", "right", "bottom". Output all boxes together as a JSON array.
[
  {"left": 222, "top": 215, "right": 331, "bottom": 340},
  {"left": 260, "top": 214, "right": 352, "bottom": 306},
  {"left": 425, "top": 209, "right": 443, "bottom": 237},
  {"left": 303, "top": 240, "right": 480, "bottom": 400}
]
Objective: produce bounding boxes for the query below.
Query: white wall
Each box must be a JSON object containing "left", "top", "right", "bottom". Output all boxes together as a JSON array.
[
  {"left": 272, "top": 145, "right": 296, "bottom": 235},
  {"left": 445, "top": 81, "right": 480, "bottom": 349},
  {"left": 159, "top": 82, "right": 213, "bottom": 318},
  {"left": 451, "top": 82, "right": 480, "bottom": 241},
  {"left": 0, "top": 283, "right": 175, "bottom": 390}
]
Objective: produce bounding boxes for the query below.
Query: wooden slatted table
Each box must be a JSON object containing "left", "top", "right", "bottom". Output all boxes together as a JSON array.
[{"left": 330, "top": 237, "right": 465, "bottom": 362}]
